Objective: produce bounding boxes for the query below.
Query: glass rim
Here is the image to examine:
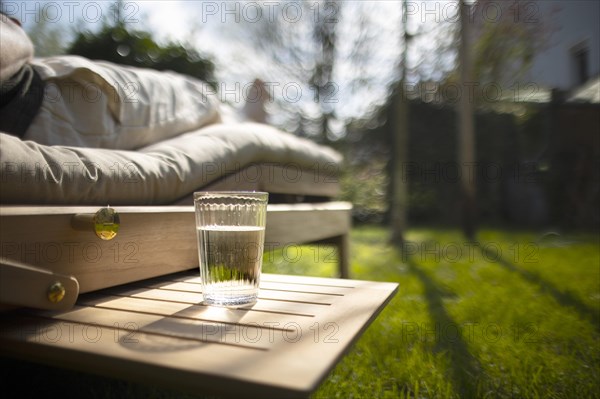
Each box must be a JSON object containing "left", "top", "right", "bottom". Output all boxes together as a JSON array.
[{"left": 193, "top": 191, "right": 268, "bottom": 200}]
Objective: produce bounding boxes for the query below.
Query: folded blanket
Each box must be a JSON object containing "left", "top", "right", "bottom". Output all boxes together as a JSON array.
[{"left": 24, "top": 55, "right": 221, "bottom": 150}]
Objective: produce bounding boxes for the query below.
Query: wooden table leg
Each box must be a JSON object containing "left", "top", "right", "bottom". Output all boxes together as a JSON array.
[
  {"left": 338, "top": 233, "right": 350, "bottom": 279},
  {"left": 312, "top": 235, "right": 350, "bottom": 279}
]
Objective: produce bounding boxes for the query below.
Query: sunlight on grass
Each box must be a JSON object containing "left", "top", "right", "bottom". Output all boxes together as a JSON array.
[{"left": 262, "top": 226, "right": 600, "bottom": 399}]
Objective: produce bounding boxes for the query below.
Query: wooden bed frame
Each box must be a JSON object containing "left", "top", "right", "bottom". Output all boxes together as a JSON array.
[{"left": 0, "top": 165, "right": 352, "bottom": 310}]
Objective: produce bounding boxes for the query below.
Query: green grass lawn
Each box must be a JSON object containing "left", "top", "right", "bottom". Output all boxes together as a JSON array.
[{"left": 263, "top": 226, "right": 600, "bottom": 399}]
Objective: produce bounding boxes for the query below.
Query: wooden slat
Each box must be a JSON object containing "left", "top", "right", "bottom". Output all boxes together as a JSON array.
[
  {"left": 0, "top": 273, "right": 397, "bottom": 399},
  {"left": 134, "top": 281, "right": 337, "bottom": 305},
  {"left": 266, "top": 202, "right": 352, "bottom": 244},
  {"left": 37, "top": 305, "right": 276, "bottom": 350},
  {"left": 96, "top": 286, "right": 326, "bottom": 317},
  {"left": 76, "top": 295, "right": 315, "bottom": 327}
]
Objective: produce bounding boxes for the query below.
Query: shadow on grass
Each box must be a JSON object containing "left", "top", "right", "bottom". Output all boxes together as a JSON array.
[
  {"left": 405, "top": 254, "right": 483, "bottom": 397},
  {"left": 476, "top": 244, "right": 600, "bottom": 332}
]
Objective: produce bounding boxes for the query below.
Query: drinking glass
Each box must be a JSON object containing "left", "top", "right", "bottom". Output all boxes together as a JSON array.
[{"left": 193, "top": 191, "right": 268, "bottom": 306}]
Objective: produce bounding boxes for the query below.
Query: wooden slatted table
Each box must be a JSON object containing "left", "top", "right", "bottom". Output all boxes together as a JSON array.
[{"left": 0, "top": 271, "right": 397, "bottom": 399}]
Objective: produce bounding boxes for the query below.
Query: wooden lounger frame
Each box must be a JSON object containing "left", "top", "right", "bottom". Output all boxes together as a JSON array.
[
  {"left": 0, "top": 159, "right": 352, "bottom": 310},
  {"left": 0, "top": 202, "right": 352, "bottom": 308}
]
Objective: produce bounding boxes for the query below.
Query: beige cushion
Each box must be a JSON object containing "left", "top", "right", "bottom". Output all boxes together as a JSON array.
[
  {"left": 24, "top": 56, "right": 221, "bottom": 149},
  {"left": 0, "top": 123, "right": 342, "bottom": 205}
]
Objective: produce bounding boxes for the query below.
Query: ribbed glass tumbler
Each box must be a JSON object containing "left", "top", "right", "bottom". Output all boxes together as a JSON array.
[{"left": 193, "top": 191, "right": 268, "bottom": 306}]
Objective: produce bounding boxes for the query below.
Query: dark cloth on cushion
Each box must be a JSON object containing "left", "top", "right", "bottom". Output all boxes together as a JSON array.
[
  {"left": 0, "top": 13, "right": 43, "bottom": 137},
  {"left": 0, "top": 64, "right": 45, "bottom": 137}
]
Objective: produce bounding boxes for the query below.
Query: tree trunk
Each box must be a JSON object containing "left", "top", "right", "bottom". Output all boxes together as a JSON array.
[
  {"left": 390, "top": 0, "right": 410, "bottom": 247},
  {"left": 457, "top": 0, "right": 477, "bottom": 240},
  {"left": 390, "top": 88, "right": 409, "bottom": 246}
]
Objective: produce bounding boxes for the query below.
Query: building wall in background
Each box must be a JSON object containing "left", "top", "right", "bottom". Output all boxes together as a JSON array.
[{"left": 526, "top": 1, "right": 600, "bottom": 91}]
